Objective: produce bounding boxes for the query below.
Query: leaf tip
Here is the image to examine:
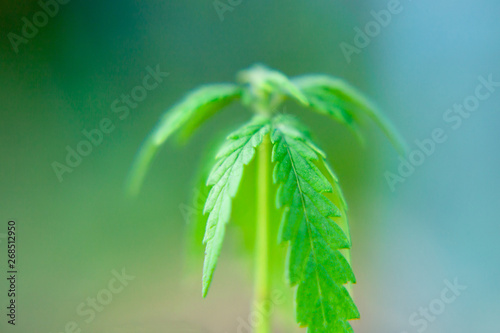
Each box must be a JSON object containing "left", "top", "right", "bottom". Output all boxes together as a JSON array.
[
  {"left": 202, "top": 274, "right": 213, "bottom": 298},
  {"left": 201, "top": 287, "right": 209, "bottom": 298}
]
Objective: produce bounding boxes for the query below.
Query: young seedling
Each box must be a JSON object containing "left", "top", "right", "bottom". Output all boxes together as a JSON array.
[{"left": 126, "top": 64, "right": 405, "bottom": 333}]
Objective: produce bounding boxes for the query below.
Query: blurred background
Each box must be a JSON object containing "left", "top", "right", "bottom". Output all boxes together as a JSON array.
[{"left": 0, "top": 0, "right": 499, "bottom": 332}]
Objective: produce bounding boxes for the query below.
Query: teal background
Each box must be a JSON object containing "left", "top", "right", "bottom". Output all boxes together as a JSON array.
[{"left": 0, "top": 1, "right": 499, "bottom": 332}]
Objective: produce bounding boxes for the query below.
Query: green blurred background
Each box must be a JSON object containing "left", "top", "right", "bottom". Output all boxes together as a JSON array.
[{"left": 1, "top": 1, "right": 499, "bottom": 332}]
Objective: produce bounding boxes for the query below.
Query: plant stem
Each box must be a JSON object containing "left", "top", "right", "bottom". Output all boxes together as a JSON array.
[{"left": 254, "top": 134, "right": 271, "bottom": 333}]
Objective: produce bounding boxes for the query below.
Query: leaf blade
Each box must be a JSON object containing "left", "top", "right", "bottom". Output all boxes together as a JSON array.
[
  {"left": 271, "top": 115, "right": 359, "bottom": 332},
  {"left": 293, "top": 74, "right": 407, "bottom": 154},
  {"left": 202, "top": 116, "right": 270, "bottom": 297},
  {"left": 237, "top": 64, "right": 309, "bottom": 108},
  {"left": 126, "top": 84, "right": 241, "bottom": 196}
]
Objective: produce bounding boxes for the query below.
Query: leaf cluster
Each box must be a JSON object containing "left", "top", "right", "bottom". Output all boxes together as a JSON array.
[{"left": 127, "top": 64, "right": 405, "bottom": 333}]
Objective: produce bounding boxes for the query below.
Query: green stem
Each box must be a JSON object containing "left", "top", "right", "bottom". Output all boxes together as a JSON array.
[{"left": 253, "top": 134, "right": 271, "bottom": 333}]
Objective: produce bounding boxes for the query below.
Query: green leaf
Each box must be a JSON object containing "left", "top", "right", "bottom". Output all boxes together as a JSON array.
[
  {"left": 293, "top": 75, "right": 407, "bottom": 154},
  {"left": 321, "top": 159, "right": 354, "bottom": 295},
  {"left": 182, "top": 138, "right": 220, "bottom": 275},
  {"left": 202, "top": 116, "right": 270, "bottom": 297},
  {"left": 271, "top": 115, "right": 359, "bottom": 332},
  {"left": 237, "top": 64, "right": 309, "bottom": 108},
  {"left": 126, "top": 84, "right": 241, "bottom": 196}
]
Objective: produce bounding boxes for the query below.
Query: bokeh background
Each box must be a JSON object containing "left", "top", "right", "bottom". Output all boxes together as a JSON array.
[{"left": 1, "top": 0, "right": 499, "bottom": 332}]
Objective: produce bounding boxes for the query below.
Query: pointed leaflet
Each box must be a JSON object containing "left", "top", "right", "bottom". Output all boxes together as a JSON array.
[
  {"left": 202, "top": 116, "right": 270, "bottom": 297},
  {"left": 293, "top": 75, "right": 407, "bottom": 154},
  {"left": 321, "top": 160, "right": 354, "bottom": 295},
  {"left": 237, "top": 64, "right": 309, "bottom": 107},
  {"left": 271, "top": 115, "right": 359, "bottom": 332},
  {"left": 126, "top": 84, "right": 242, "bottom": 195}
]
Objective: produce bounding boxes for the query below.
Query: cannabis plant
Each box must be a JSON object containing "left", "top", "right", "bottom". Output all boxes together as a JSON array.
[{"left": 127, "top": 64, "right": 405, "bottom": 333}]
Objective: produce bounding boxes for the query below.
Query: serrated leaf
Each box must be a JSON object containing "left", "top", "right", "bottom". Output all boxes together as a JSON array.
[
  {"left": 202, "top": 116, "right": 270, "bottom": 297},
  {"left": 271, "top": 115, "right": 359, "bottom": 333},
  {"left": 238, "top": 64, "right": 309, "bottom": 107},
  {"left": 264, "top": 69, "right": 309, "bottom": 106},
  {"left": 293, "top": 75, "right": 407, "bottom": 154},
  {"left": 126, "top": 84, "right": 241, "bottom": 196}
]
